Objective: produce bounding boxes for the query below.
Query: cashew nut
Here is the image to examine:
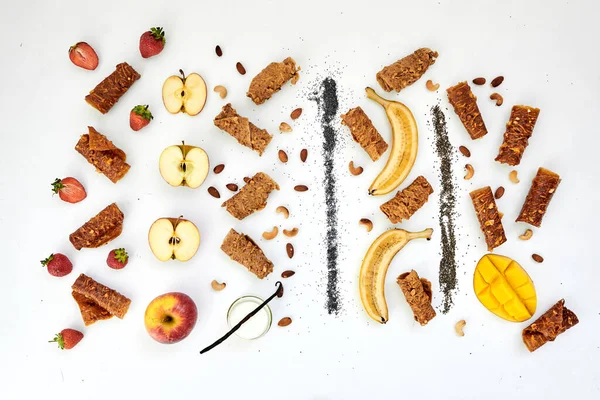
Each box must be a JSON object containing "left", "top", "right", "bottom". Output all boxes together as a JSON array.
[
  {"left": 464, "top": 164, "right": 474, "bottom": 180},
  {"left": 213, "top": 85, "right": 227, "bottom": 99},
  {"left": 276, "top": 206, "right": 289, "bottom": 219},
  {"left": 359, "top": 218, "right": 373, "bottom": 232},
  {"left": 262, "top": 226, "right": 279, "bottom": 240},
  {"left": 211, "top": 280, "right": 226, "bottom": 291},
  {"left": 426, "top": 80, "right": 440, "bottom": 91},
  {"left": 348, "top": 161, "right": 364, "bottom": 176},
  {"left": 519, "top": 229, "right": 533, "bottom": 241},
  {"left": 490, "top": 92, "right": 503, "bottom": 106},
  {"left": 509, "top": 170, "right": 520, "bottom": 183},
  {"left": 279, "top": 122, "right": 292, "bottom": 133},
  {"left": 455, "top": 320, "right": 466, "bottom": 337},
  {"left": 283, "top": 227, "right": 299, "bottom": 237}
]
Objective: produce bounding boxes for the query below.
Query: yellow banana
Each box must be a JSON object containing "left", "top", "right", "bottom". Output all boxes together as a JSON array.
[
  {"left": 359, "top": 228, "right": 433, "bottom": 323},
  {"left": 365, "top": 87, "right": 419, "bottom": 196}
]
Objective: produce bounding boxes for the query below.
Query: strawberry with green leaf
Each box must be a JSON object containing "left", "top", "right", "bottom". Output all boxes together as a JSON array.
[
  {"left": 130, "top": 105, "right": 153, "bottom": 131},
  {"left": 139, "top": 27, "right": 166, "bottom": 58},
  {"left": 107, "top": 248, "right": 129, "bottom": 269},
  {"left": 51, "top": 177, "right": 86, "bottom": 203},
  {"left": 49, "top": 329, "right": 83, "bottom": 350}
]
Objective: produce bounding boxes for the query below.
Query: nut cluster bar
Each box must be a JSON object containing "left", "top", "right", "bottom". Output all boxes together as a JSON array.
[
  {"left": 214, "top": 104, "right": 273, "bottom": 156},
  {"left": 522, "top": 299, "right": 578, "bottom": 352},
  {"left": 246, "top": 57, "right": 300, "bottom": 105},
  {"left": 221, "top": 229, "right": 274, "bottom": 279},
  {"left": 72, "top": 273, "right": 131, "bottom": 324},
  {"left": 75, "top": 127, "right": 130, "bottom": 183},
  {"left": 397, "top": 270, "right": 436, "bottom": 326},
  {"left": 222, "top": 172, "right": 279, "bottom": 220},
  {"left": 495, "top": 105, "right": 541, "bottom": 166},
  {"left": 470, "top": 186, "right": 507, "bottom": 251},
  {"left": 447, "top": 82, "right": 488, "bottom": 140},
  {"left": 85, "top": 62, "right": 140, "bottom": 114},
  {"left": 341, "top": 106, "right": 388, "bottom": 161},
  {"left": 516, "top": 167, "right": 561, "bottom": 227},
  {"left": 376, "top": 48, "right": 438, "bottom": 93},
  {"left": 69, "top": 203, "right": 124, "bottom": 250},
  {"left": 380, "top": 176, "right": 433, "bottom": 223}
]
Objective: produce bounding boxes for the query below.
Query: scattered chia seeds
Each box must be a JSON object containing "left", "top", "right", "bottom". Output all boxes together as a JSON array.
[{"left": 431, "top": 105, "right": 458, "bottom": 313}]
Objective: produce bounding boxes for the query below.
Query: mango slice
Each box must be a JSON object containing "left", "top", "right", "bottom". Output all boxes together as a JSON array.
[{"left": 473, "top": 254, "right": 536, "bottom": 322}]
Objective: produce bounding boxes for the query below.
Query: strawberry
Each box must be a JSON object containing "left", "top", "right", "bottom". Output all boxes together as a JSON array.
[
  {"left": 41, "top": 253, "right": 73, "bottom": 277},
  {"left": 107, "top": 248, "right": 129, "bottom": 269},
  {"left": 49, "top": 329, "right": 83, "bottom": 350},
  {"left": 139, "top": 27, "right": 166, "bottom": 58},
  {"left": 130, "top": 105, "right": 153, "bottom": 131},
  {"left": 51, "top": 177, "right": 86, "bottom": 204},
  {"left": 68, "top": 42, "right": 99, "bottom": 70}
]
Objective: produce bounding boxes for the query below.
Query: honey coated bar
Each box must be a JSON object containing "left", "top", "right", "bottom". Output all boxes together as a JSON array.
[
  {"left": 85, "top": 62, "right": 140, "bottom": 114},
  {"left": 75, "top": 127, "right": 130, "bottom": 183},
  {"left": 214, "top": 104, "right": 273, "bottom": 155},
  {"left": 376, "top": 48, "right": 438, "bottom": 93},
  {"left": 341, "top": 107, "right": 388, "bottom": 161},
  {"left": 222, "top": 172, "right": 279, "bottom": 220},
  {"left": 522, "top": 299, "right": 578, "bottom": 352},
  {"left": 447, "top": 81, "right": 488, "bottom": 140},
  {"left": 247, "top": 57, "right": 300, "bottom": 105},
  {"left": 397, "top": 270, "right": 436, "bottom": 326},
  {"left": 380, "top": 176, "right": 433, "bottom": 223},
  {"left": 516, "top": 167, "right": 561, "bottom": 227},
  {"left": 69, "top": 203, "right": 124, "bottom": 250},
  {"left": 470, "top": 186, "right": 507, "bottom": 251},
  {"left": 72, "top": 273, "right": 131, "bottom": 326},
  {"left": 221, "top": 229, "right": 274, "bottom": 279},
  {"left": 495, "top": 105, "right": 541, "bottom": 166}
]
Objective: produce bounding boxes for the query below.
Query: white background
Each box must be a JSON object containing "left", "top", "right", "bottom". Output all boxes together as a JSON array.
[{"left": 0, "top": 0, "right": 598, "bottom": 398}]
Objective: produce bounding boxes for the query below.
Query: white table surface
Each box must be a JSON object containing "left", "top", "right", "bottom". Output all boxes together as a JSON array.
[{"left": 1, "top": 0, "right": 598, "bottom": 398}]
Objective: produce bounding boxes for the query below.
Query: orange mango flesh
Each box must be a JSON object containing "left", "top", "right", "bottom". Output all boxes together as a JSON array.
[{"left": 473, "top": 254, "right": 536, "bottom": 322}]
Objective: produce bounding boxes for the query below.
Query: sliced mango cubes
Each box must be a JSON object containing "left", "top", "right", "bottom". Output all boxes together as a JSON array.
[{"left": 473, "top": 254, "right": 536, "bottom": 322}]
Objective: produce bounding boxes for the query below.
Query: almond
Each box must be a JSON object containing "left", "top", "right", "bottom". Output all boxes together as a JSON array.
[
  {"left": 472, "top": 77, "right": 486, "bottom": 85},
  {"left": 281, "top": 270, "right": 295, "bottom": 278},
  {"left": 286, "top": 243, "right": 294, "bottom": 259},
  {"left": 491, "top": 76, "right": 504, "bottom": 88},
  {"left": 278, "top": 317, "right": 292, "bottom": 327},
  {"left": 215, "top": 45, "right": 223, "bottom": 57},
  {"left": 290, "top": 108, "right": 303, "bottom": 120},
  {"left": 226, "top": 183, "right": 238, "bottom": 192},
  {"left": 294, "top": 185, "right": 308, "bottom": 192},
  {"left": 494, "top": 186, "right": 505, "bottom": 199},
  {"left": 208, "top": 186, "right": 220, "bottom": 198},
  {"left": 532, "top": 254, "right": 544, "bottom": 263},
  {"left": 243, "top": 176, "right": 251, "bottom": 184},
  {"left": 459, "top": 146, "right": 471, "bottom": 157},
  {"left": 213, "top": 164, "right": 225, "bottom": 174},
  {"left": 236, "top": 62, "right": 246, "bottom": 75},
  {"left": 300, "top": 149, "right": 308, "bottom": 162},
  {"left": 278, "top": 150, "right": 288, "bottom": 163}
]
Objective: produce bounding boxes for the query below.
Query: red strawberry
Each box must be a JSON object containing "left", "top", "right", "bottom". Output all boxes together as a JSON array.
[
  {"left": 139, "top": 27, "right": 166, "bottom": 58},
  {"left": 41, "top": 253, "right": 73, "bottom": 277},
  {"left": 107, "top": 248, "right": 129, "bottom": 269},
  {"left": 49, "top": 329, "right": 83, "bottom": 350},
  {"left": 68, "top": 42, "right": 99, "bottom": 70},
  {"left": 130, "top": 105, "right": 153, "bottom": 131},
  {"left": 51, "top": 177, "right": 86, "bottom": 204}
]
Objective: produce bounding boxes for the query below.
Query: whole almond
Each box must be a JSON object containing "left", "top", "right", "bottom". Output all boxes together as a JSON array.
[
  {"left": 226, "top": 183, "right": 238, "bottom": 192},
  {"left": 532, "top": 254, "right": 544, "bottom": 263},
  {"left": 494, "top": 186, "right": 505, "bottom": 199},
  {"left": 286, "top": 243, "right": 294, "bottom": 259},
  {"left": 294, "top": 185, "right": 308, "bottom": 192},
  {"left": 236, "top": 62, "right": 246, "bottom": 75},
  {"left": 491, "top": 76, "right": 504, "bottom": 87},
  {"left": 278, "top": 317, "right": 292, "bottom": 327},
  {"left": 300, "top": 149, "right": 308, "bottom": 162},
  {"left": 290, "top": 108, "right": 303, "bottom": 120},
  {"left": 472, "top": 77, "right": 486, "bottom": 85},
  {"left": 215, "top": 45, "right": 223, "bottom": 57},
  {"left": 243, "top": 176, "right": 251, "bottom": 184},
  {"left": 459, "top": 146, "right": 471, "bottom": 157},
  {"left": 278, "top": 150, "right": 288, "bottom": 163},
  {"left": 281, "top": 270, "right": 295, "bottom": 278},
  {"left": 208, "top": 186, "right": 220, "bottom": 198},
  {"left": 213, "top": 164, "right": 225, "bottom": 174}
]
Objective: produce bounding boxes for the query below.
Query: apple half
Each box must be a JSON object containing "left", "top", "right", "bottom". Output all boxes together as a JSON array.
[
  {"left": 148, "top": 217, "right": 200, "bottom": 262},
  {"left": 159, "top": 141, "right": 209, "bottom": 188},
  {"left": 162, "top": 69, "right": 207, "bottom": 116}
]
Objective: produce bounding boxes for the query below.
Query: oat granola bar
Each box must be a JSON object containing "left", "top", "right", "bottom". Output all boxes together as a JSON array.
[
  {"left": 380, "top": 176, "right": 433, "bottom": 223},
  {"left": 72, "top": 273, "right": 131, "bottom": 326},
  {"left": 522, "top": 299, "right": 578, "bottom": 352},
  {"left": 85, "top": 62, "right": 140, "bottom": 114},
  {"left": 495, "top": 105, "right": 541, "bottom": 166},
  {"left": 470, "top": 186, "right": 507, "bottom": 251},
  {"left": 247, "top": 57, "right": 300, "bottom": 105},
  {"left": 221, "top": 229, "right": 274, "bottom": 279},
  {"left": 214, "top": 104, "right": 273, "bottom": 155},
  {"left": 69, "top": 203, "right": 124, "bottom": 250},
  {"left": 222, "top": 172, "right": 279, "bottom": 220},
  {"left": 447, "top": 81, "right": 488, "bottom": 140},
  {"left": 75, "top": 127, "right": 130, "bottom": 183},
  {"left": 376, "top": 48, "right": 438, "bottom": 93},
  {"left": 397, "top": 270, "right": 436, "bottom": 326},
  {"left": 516, "top": 168, "right": 561, "bottom": 227},
  {"left": 341, "top": 107, "right": 388, "bottom": 161}
]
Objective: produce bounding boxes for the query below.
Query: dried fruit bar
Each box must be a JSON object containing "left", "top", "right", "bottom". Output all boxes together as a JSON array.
[
  {"left": 214, "top": 104, "right": 273, "bottom": 156},
  {"left": 71, "top": 273, "right": 131, "bottom": 326},
  {"left": 221, "top": 229, "right": 274, "bottom": 279},
  {"left": 495, "top": 105, "right": 541, "bottom": 166},
  {"left": 380, "top": 176, "right": 433, "bottom": 223},
  {"left": 247, "top": 57, "right": 300, "bottom": 105},
  {"left": 341, "top": 107, "right": 388, "bottom": 161},
  {"left": 222, "top": 172, "right": 279, "bottom": 220},
  {"left": 75, "top": 127, "right": 130, "bottom": 183},
  {"left": 376, "top": 48, "right": 438, "bottom": 93},
  {"left": 85, "top": 62, "right": 140, "bottom": 114},
  {"left": 397, "top": 270, "right": 436, "bottom": 326},
  {"left": 516, "top": 167, "right": 561, "bottom": 227},
  {"left": 69, "top": 203, "right": 124, "bottom": 250},
  {"left": 522, "top": 299, "right": 578, "bottom": 352},
  {"left": 447, "top": 81, "right": 488, "bottom": 140},
  {"left": 470, "top": 186, "right": 507, "bottom": 251}
]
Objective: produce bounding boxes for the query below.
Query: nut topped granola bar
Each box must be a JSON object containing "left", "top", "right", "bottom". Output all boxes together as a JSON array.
[
  {"left": 470, "top": 186, "right": 506, "bottom": 251},
  {"left": 85, "top": 62, "right": 140, "bottom": 114},
  {"left": 221, "top": 229, "right": 274, "bottom": 279},
  {"left": 222, "top": 172, "right": 279, "bottom": 220},
  {"left": 447, "top": 81, "right": 488, "bottom": 140},
  {"left": 69, "top": 203, "right": 124, "bottom": 250},
  {"left": 341, "top": 107, "right": 388, "bottom": 161},
  {"left": 214, "top": 104, "right": 273, "bottom": 155},
  {"left": 516, "top": 167, "right": 561, "bottom": 227},
  {"left": 75, "top": 127, "right": 130, "bottom": 183},
  {"left": 71, "top": 273, "right": 131, "bottom": 326},
  {"left": 247, "top": 57, "right": 300, "bottom": 105},
  {"left": 495, "top": 105, "right": 541, "bottom": 166},
  {"left": 376, "top": 48, "right": 438, "bottom": 93}
]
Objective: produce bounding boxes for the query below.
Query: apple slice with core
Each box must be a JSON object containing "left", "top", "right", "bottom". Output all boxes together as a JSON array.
[
  {"left": 148, "top": 217, "right": 200, "bottom": 262},
  {"left": 162, "top": 69, "right": 207, "bottom": 116},
  {"left": 159, "top": 141, "right": 209, "bottom": 188}
]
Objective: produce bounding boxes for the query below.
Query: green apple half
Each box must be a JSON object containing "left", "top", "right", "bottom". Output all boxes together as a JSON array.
[
  {"left": 162, "top": 70, "right": 207, "bottom": 116},
  {"left": 159, "top": 142, "right": 209, "bottom": 189}
]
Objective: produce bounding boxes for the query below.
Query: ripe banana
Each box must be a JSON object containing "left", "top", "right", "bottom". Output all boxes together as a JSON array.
[
  {"left": 359, "top": 228, "right": 433, "bottom": 323},
  {"left": 365, "top": 87, "right": 419, "bottom": 196}
]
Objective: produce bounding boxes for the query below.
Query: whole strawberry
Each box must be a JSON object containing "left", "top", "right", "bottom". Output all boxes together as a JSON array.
[
  {"left": 130, "top": 105, "right": 153, "bottom": 131},
  {"left": 41, "top": 253, "right": 73, "bottom": 277},
  {"left": 68, "top": 42, "right": 99, "bottom": 70},
  {"left": 49, "top": 329, "right": 84, "bottom": 350},
  {"left": 139, "top": 27, "right": 165, "bottom": 58},
  {"left": 52, "top": 177, "right": 87, "bottom": 204},
  {"left": 107, "top": 248, "right": 129, "bottom": 269}
]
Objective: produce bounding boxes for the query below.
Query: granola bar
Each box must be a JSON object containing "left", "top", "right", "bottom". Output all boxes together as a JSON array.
[
  {"left": 85, "top": 62, "right": 140, "bottom": 114},
  {"left": 214, "top": 104, "right": 273, "bottom": 155},
  {"left": 397, "top": 270, "right": 436, "bottom": 326},
  {"left": 220, "top": 229, "right": 274, "bottom": 279},
  {"left": 222, "top": 172, "right": 279, "bottom": 220},
  {"left": 516, "top": 168, "right": 561, "bottom": 227},
  {"left": 75, "top": 127, "right": 130, "bottom": 183},
  {"left": 247, "top": 57, "right": 300, "bottom": 105},
  {"left": 495, "top": 105, "right": 541, "bottom": 166},
  {"left": 522, "top": 299, "right": 579, "bottom": 352},
  {"left": 447, "top": 82, "right": 488, "bottom": 140},
  {"left": 341, "top": 107, "right": 388, "bottom": 161},
  {"left": 72, "top": 273, "right": 131, "bottom": 326},
  {"left": 470, "top": 186, "right": 507, "bottom": 251},
  {"left": 376, "top": 48, "right": 438, "bottom": 93},
  {"left": 69, "top": 203, "right": 124, "bottom": 250},
  {"left": 380, "top": 176, "right": 433, "bottom": 223}
]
